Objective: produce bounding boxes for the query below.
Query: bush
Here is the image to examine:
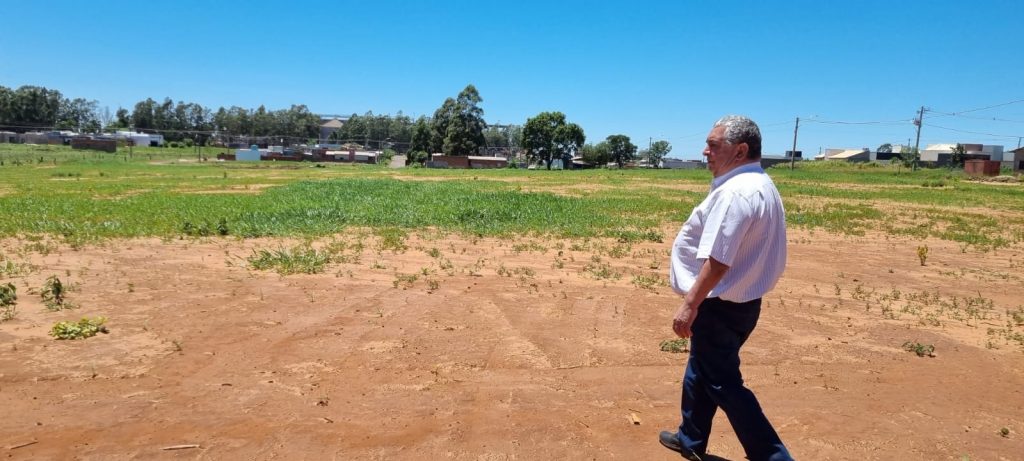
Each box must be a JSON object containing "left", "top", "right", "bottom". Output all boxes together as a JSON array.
[
  {"left": 406, "top": 150, "right": 429, "bottom": 166},
  {"left": 50, "top": 317, "right": 108, "bottom": 340}
]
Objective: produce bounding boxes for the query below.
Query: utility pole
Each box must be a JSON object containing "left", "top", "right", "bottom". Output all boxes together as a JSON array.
[
  {"left": 790, "top": 117, "right": 799, "bottom": 170},
  {"left": 649, "top": 136, "right": 653, "bottom": 167},
  {"left": 912, "top": 106, "right": 926, "bottom": 171}
]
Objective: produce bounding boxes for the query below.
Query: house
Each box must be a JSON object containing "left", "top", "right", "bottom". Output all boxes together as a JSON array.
[
  {"left": 825, "top": 148, "right": 871, "bottom": 162},
  {"left": 114, "top": 131, "right": 164, "bottom": 147},
  {"left": 661, "top": 158, "right": 706, "bottom": 169},
  {"left": 319, "top": 118, "right": 346, "bottom": 142},
  {"left": 1004, "top": 147, "right": 1024, "bottom": 172},
  {"left": 921, "top": 142, "right": 1004, "bottom": 166},
  {"left": 429, "top": 154, "right": 508, "bottom": 169},
  {"left": 760, "top": 155, "right": 796, "bottom": 168}
]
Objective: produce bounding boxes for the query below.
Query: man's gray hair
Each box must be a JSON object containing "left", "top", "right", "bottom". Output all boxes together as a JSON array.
[{"left": 713, "top": 115, "right": 762, "bottom": 159}]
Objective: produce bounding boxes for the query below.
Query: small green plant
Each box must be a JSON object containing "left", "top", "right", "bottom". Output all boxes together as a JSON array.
[
  {"left": 660, "top": 338, "right": 689, "bottom": 353},
  {"left": 248, "top": 245, "right": 331, "bottom": 275},
  {"left": 41, "top": 275, "right": 70, "bottom": 311},
  {"left": 50, "top": 317, "right": 108, "bottom": 340},
  {"left": 392, "top": 273, "right": 418, "bottom": 289},
  {"left": 902, "top": 341, "right": 935, "bottom": 357},
  {"left": 0, "top": 282, "right": 16, "bottom": 322},
  {"left": 0, "top": 282, "right": 16, "bottom": 306},
  {"left": 1000, "top": 427, "right": 1010, "bottom": 438},
  {"left": 917, "top": 245, "right": 929, "bottom": 266}
]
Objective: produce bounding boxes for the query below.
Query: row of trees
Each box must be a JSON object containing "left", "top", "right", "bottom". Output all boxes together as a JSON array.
[
  {"left": 0, "top": 85, "right": 107, "bottom": 133},
  {"left": 1, "top": 83, "right": 675, "bottom": 167}
]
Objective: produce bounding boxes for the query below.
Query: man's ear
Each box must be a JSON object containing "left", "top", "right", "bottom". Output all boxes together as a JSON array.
[{"left": 736, "top": 142, "right": 749, "bottom": 159}]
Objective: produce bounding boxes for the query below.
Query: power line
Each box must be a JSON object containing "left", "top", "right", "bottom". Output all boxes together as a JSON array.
[
  {"left": 927, "top": 98, "right": 1024, "bottom": 117},
  {"left": 923, "top": 122, "right": 1022, "bottom": 139},
  {"left": 922, "top": 111, "right": 1024, "bottom": 123},
  {"left": 803, "top": 117, "right": 911, "bottom": 126}
]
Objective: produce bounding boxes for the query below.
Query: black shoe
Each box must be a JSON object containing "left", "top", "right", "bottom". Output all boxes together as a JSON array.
[{"left": 658, "top": 431, "right": 703, "bottom": 460}]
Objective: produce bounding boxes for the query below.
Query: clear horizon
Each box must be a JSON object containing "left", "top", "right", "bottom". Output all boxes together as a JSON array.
[{"left": 2, "top": 0, "right": 1022, "bottom": 158}]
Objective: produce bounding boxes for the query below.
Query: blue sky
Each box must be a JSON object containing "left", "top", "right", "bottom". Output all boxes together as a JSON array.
[{"left": 2, "top": 0, "right": 1022, "bottom": 158}]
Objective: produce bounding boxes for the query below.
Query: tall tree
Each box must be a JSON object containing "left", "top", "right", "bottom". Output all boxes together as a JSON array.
[
  {"left": 443, "top": 84, "right": 486, "bottom": 156},
  {"left": 131, "top": 98, "right": 156, "bottom": 129},
  {"left": 522, "top": 111, "right": 585, "bottom": 169},
  {"left": 647, "top": 140, "right": 672, "bottom": 167},
  {"left": 409, "top": 116, "right": 432, "bottom": 158},
  {"left": 581, "top": 141, "right": 611, "bottom": 166},
  {"left": 606, "top": 134, "right": 637, "bottom": 168},
  {"left": 430, "top": 98, "right": 456, "bottom": 154}
]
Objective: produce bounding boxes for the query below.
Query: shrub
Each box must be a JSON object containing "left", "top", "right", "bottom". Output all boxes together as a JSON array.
[{"left": 50, "top": 317, "right": 108, "bottom": 340}]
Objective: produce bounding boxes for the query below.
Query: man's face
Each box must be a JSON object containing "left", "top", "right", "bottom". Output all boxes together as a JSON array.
[{"left": 703, "top": 126, "right": 749, "bottom": 178}]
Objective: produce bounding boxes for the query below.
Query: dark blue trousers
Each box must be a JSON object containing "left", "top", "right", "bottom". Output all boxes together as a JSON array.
[{"left": 676, "top": 297, "right": 792, "bottom": 461}]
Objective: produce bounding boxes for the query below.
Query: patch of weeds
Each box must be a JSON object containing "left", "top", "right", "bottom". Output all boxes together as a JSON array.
[
  {"left": 511, "top": 241, "right": 547, "bottom": 253},
  {"left": 42, "top": 275, "right": 73, "bottom": 311},
  {"left": 583, "top": 262, "right": 621, "bottom": 281},
  {"left": 0, "top": 283, "right": 17, "bottom": 322},
  {"left": 659, "top": 338, "right": 689, "bottom": 353},
  {"left": 22, "top": 240, "right": 58, "bottom": 256},
  {"left": 248, "top": 245, "right": 331, "bottom": 275},
  {"left": 605, "top": 243, "right": 631, "bottom": 259},
  {"left": 375, "top": 227, "right": 408, "bottom": 252},
  {"left": 182, "top": 217, "right": 230, "bottom": 237},
  {"left": 1000, "top": 427, "right": 1011, "bottom": 438},
  {"left": 426, "top": 279, "right": 440, "bottom": 291},
  {"left": 392, "top": 273, "right": 418, "bottom": 289},
  {"left": 425, "top": 247, "right": 441, "bottom": 258},
  {"left": 902, "top": 341, "right": 936, "bottom": 357},
  {"left": 50, "top": 317, "right": 108, "bottom": 340},
  {"left": 608, "top": 228, "right": 662, "bottom": 243},
  {"left": 0, "top": 255, "right": 34, "bottom": 277},
  {"left": 917, "top": 245, "right": 928, "bottom": 266},
  {"left": 631, "top": 273, "right": 664, "bottom": 290}
]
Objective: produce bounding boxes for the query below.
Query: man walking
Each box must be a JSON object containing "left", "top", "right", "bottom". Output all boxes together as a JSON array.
[{"left": 659, "top": 115, "right": 793, "bottom": 461}]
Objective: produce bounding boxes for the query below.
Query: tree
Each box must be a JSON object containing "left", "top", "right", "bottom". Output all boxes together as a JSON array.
[
  {"left": 430, "top": 98, "right": 456, "bottom": 154},
  {"left": 408, "top": 116, "right": 432, "bottom": 164},
  {"left": 877, "top": 143, "right": 893, "bottom": 154},
  {"left": 522, "top": 111, "right": 585, "bottom": 169},
  {"left": 647, "top": 140, "right": 672, "bottom": 167},
  {"left": 131, "top": 98, "right": 156, "bottom": 129},
  {"left": 57, "top": 98, "right": 100, "bottom": 132},
  {"left": 581, "top": 141, "right": 611, "bottom": 166},
  {"left": 895, "top": 145, "right": 918, "bottom": 172},
  {"left": 606, "top": 134, "right": 637, "bottom": 168},
  {"left": 425, "top": 85, "right": 488, "bottom": 156},
  {"left": 950, "top": 143, "right": 966, "bottom": 168}
]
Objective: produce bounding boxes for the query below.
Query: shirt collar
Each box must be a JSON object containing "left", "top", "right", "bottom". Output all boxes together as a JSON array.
[{"left": 710, "top": 162, "right": 764, "bottom": 190}]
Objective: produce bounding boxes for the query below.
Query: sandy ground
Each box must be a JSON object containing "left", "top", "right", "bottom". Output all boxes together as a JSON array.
[{"left": 1, "top": 227, "right": 1022, "bottom": 461}]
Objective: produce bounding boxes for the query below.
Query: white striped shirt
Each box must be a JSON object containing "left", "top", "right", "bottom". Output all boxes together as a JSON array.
[{"left": 669, "top": 163, "right": 787, "bottom": 302}]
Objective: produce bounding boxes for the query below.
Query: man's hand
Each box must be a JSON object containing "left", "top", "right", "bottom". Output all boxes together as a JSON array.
[{"left": 672, "top": 301, "right": 699, "bottom": 338}]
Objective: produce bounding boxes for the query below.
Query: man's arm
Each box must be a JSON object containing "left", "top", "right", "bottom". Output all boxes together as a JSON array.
[{"left": 672, "top": 256, "right": 729, "bottom": 338}]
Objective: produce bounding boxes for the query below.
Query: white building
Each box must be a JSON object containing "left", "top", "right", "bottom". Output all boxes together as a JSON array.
[{"left": 115, "top": 131, "right": 164, "bottom": 147}]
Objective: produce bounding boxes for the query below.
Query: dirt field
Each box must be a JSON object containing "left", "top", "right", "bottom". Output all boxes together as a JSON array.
[{"left": 1, "top": 226, "right": 1022, "bottom": 460}]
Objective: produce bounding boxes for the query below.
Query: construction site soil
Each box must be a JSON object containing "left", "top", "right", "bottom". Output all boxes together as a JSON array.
[{"left": 2, "top": 227, "right": 1022, "bottom": 460}]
